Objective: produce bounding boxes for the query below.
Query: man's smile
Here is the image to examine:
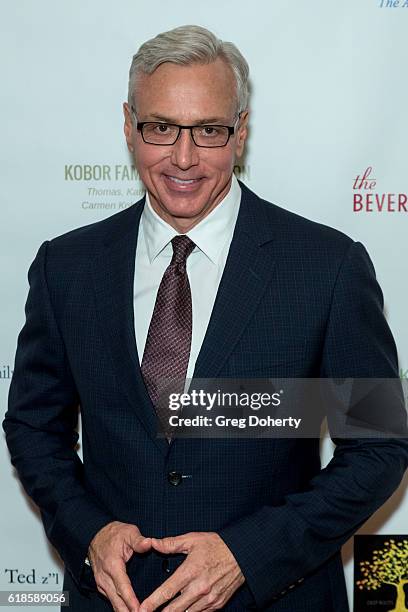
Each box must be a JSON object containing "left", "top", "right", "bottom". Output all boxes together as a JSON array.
[{"left": 163, "top": 174, "right": 204, "bottom": 191}]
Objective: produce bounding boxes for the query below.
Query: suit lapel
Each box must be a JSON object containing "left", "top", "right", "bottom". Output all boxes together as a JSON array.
[
  {"left": 92, "top": 198, "right": 169, "bottom": 456},
  {"left": 192, "top": 181, "right": 277, "bottom": 380}
]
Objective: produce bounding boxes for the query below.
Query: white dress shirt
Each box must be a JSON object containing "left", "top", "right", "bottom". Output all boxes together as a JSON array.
[{"left": 133, "top": 174, "right": 241, "bottom": 383}]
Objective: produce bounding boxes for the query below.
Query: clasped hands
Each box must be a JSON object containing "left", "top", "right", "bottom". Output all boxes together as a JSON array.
[{"left": 87, "top": 521, "right": 245, "bottom": 612}]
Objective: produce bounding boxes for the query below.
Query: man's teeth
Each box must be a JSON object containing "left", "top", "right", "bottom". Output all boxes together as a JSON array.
[{"left": 167, "top": 176, "right": 200, "bottom": 184}]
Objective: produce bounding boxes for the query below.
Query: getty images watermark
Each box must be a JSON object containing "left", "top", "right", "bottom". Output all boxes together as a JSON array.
[
  {"left": 155, "top": 378, "right": 408, "bottom": 439},
  {"left": 168, "top": 387, "right": 302, "bottom": 431}
]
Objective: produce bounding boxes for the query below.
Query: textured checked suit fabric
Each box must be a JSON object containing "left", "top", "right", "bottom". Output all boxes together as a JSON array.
[
  {"left": 141, "top": 235, "right": 195, "bottom": 439},
  {"left": 3, "top": 181, "right": 408, "bottom": 611}
]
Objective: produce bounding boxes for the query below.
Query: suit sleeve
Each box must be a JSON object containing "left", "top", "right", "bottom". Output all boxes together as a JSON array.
[
  {"left": 216, "top": 241, "right": 408, "bottom": 609},
  {"left": 2, "top": 241, "right": 114, "bottom": 591}
]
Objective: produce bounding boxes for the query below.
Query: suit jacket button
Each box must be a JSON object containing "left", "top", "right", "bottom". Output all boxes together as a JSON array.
[
  {"left": 168, "top": 471, "right": 182, "bottom": 486},
  {"left": 162, "top": 559, "right": 171, "bottom": 573}
]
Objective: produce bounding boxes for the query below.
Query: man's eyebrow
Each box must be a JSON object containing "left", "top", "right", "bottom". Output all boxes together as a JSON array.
[{"left": 145, "top": 114, "right": 230, "bottom": 125}]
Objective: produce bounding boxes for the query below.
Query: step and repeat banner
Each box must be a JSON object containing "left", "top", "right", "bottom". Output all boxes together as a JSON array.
[{"left": 1, "top": 1, "right": 407, "bottom": 610}]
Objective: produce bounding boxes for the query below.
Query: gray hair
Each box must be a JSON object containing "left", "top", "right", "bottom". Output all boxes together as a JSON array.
[{"left": 128, "top": 25, "right": 250, "bottom": 115}]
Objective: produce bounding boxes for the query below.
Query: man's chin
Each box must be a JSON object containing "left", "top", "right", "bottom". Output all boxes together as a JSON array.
[
  {"left": 159, "top": 199, "right": 209, "bottom": 220},
  {"left": 152, "top": 188, "right": 213, "bottom": 220}
]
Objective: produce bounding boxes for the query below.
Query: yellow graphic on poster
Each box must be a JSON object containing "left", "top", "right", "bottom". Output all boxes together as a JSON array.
[{"left": 356, "top": 539, "right": 408, "bottom": 611}]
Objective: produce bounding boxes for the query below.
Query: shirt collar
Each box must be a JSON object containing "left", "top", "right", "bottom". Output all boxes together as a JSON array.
[{"left": 142, "top": 174, "right": 241, "bottom": 264}]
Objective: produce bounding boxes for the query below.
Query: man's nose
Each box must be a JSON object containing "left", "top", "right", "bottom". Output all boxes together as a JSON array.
[{"left": 170, "top": 128, "right": 199, "bottom": 170}]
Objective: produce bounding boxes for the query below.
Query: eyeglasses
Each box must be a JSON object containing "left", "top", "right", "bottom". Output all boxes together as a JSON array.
[{"left": 131, "top": 106, "right": 241, "bottom": 148}]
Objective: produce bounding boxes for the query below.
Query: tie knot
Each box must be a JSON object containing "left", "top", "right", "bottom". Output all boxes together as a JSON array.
[{"left": 171, "top": 235, "right": 195, "bottom": 266}]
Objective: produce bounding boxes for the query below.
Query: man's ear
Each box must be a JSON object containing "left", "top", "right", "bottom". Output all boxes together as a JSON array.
[
  {"left": 123, "top": 102, "right": 134, "bottom": 152},
  {"left": 236, "top": 110, "right": 249, "bottom": 158}
]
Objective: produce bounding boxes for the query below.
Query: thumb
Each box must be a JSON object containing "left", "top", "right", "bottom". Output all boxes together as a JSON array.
[
  {"left": 130, "top": 533, "right": 152, "bottom": 553},
  {"left": 151, "top": 535, "right": 190, "bottom": 554}
]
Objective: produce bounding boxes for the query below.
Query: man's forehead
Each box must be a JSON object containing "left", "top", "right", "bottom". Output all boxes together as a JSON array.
[
  {"left": 134, "top": 60, "right": 237, "bottom": 121},
  {"left": 136, "top": 60, "right": 235, "bottom": 97},
  {"left": 141, "top": 112, "right": 234, "bottom": 125}
]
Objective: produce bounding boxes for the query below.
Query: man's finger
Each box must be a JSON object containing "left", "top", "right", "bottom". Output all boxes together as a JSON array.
[
  {"left": 159, "top": 586, "right": 206, "bottom": 612},
  {"left": 107, "top": 588, "right": 134, "bottom": 612},
  {"left": 130, "top": 533, "right": 152, "bottom": 553},
  {"left": 186, "top": 574, "right": 231, "bottom": 612},
  {"left": 110, "top": 561, "right": 140, "bottom": 611},
  {"left": 139, "top": 563, "right": 192, "bottom": 611},
  {"left": 98, "top": 573, "right": 137, "bottom": 612},
  {"left": 150, "top": 535, "right": 190, "bottom": 555},
  {"left": 172, "top": 569, "right": 232, "bottom": 612}
]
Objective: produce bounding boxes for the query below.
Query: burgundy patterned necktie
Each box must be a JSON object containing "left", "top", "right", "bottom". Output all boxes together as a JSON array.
[{"left": 141, "top": 235, "right": 196, "bottom": 440}]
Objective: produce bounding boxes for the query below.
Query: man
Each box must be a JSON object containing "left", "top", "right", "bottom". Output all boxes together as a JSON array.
[{"left": 3, "top": 24, "right": 408, "bottom": 612}]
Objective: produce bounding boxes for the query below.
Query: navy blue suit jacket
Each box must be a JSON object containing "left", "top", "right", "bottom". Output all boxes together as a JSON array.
[{"left": 3, "top": 181, "right": 408, "bottom": 611}]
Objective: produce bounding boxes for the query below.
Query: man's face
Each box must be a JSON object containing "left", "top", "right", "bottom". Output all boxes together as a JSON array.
[{"left": 123, "top": 58, "right": 248, "bottom": 231}]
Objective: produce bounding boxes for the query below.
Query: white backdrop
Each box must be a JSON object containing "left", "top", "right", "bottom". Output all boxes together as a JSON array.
[{"left": 1, "top": 1, "right": 407, "bottom": 610}]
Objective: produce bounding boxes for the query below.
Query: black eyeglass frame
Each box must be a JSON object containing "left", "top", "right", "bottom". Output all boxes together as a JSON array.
[{"left": 131, "top": 106, "right": 242, "bottom": 148}]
